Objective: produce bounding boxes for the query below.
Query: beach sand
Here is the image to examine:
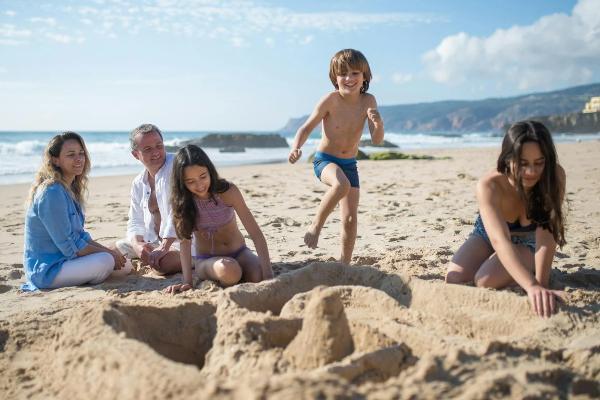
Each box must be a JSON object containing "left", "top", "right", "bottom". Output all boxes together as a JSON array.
[{"left": 1, "top": 142, "right": 599, "bottom": 399}]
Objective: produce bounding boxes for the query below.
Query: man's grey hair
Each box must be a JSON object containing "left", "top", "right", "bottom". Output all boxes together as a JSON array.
[{"left": 129, "top": 123, "right": 163, "bottom": 151}]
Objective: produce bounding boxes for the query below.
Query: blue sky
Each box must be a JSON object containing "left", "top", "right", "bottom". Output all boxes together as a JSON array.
[{"left": 1, "top": 0, "right": 598, "bottom": 131}]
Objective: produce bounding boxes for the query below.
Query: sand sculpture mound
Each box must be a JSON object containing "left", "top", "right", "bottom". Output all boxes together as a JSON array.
[{"left": 1, "top": 259, "right": 599, "bottom": 399}]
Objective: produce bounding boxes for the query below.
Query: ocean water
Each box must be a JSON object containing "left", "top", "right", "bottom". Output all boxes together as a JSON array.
[{"left": 1, "top": 130, "right": 599, "bottom": 185}]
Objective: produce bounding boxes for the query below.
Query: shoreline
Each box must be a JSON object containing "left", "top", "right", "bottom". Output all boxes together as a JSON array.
[{"left": 2, "top": 135, "right": 599, "bottom": 186}]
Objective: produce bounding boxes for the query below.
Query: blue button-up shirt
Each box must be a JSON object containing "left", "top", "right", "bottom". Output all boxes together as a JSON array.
[{"left": 22, "top": 182, "right": 91, "bottom": 291}]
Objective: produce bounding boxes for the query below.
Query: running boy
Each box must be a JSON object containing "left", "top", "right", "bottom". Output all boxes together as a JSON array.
[{"left": 288, "top": 49, "right": 384, "bottom": 264}]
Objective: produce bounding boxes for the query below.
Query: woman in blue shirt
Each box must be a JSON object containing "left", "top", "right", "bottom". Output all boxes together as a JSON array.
[{"left": 22, "top": 132, "right": 125, "bottom": 291}]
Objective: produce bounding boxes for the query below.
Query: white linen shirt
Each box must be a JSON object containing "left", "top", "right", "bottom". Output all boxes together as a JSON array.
[{"left": 126, "top": 153, "right": 177, "bottom": 243}]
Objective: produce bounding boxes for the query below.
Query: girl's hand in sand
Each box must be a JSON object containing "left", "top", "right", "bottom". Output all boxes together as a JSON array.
[
  {"left": 288, "top": 148, "right": 302, "bottom": 164},
  {"left": 526, "top": 284, "right": 565, "bottom": 318},
  {"left": 164, "top": 283, "right": 192, "bottom": 294},
  {"left": 367, "top": 107, "right": 382, "bottom": 125}
]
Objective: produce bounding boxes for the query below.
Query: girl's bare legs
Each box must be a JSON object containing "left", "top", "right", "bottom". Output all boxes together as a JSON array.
[
  {"left": 305, "top": 163, "right": 350, "bottom": 249},
  {"left": 474, "top": 245, "right": 535, "bottom": 288},
  {"left": 195, "top": 257, "right": 242, "bottom": 286},
  {"left": 446, "top": 235, "right": 494, "bottom": 284},
  {"left": 339, "top": 187, "right": 359, "bottom": 264},
  {"left": 194, "top": 249, "right": 263, "bottom": 286},
  {"left": 235, "top": 248, "right": 263, "bottom": 282}
]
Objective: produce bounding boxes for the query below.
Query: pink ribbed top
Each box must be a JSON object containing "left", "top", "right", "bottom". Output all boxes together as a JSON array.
[{"left": 194, "top": 195, "right": 235, "bottom": 253}]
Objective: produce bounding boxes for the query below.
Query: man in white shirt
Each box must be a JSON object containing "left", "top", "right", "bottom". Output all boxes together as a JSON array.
[{"left": 116, "top": 124, "right": 181, "bottom": 274}]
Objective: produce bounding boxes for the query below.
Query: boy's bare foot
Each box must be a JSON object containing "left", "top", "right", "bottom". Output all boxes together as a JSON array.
[{"left": 304, "top": 225, "right": 321, "bottom": 249}]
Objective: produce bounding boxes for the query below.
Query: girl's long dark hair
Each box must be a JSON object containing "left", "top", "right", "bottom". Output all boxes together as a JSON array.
[
  {"left": 497, "top": 120, "right": 566, "bottom": 246},
  {"left": 170, "top": 144, "right": 230, "bottom": 240}
]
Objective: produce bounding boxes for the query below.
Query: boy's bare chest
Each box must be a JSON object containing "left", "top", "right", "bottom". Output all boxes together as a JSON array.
[{"left": 324, "top": 105, "right": 366, "bottom": 133}]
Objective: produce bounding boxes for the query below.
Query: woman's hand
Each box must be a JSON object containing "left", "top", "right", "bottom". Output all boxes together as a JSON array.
[
  {"left": 164, "top": 283, "right": 192, "bottom": 294},
  {"left": 526, "top": 284, "right": 566, "bottom": 318},
  {"left": 111, "top": 249, "right": 126, "bottom": 270}
]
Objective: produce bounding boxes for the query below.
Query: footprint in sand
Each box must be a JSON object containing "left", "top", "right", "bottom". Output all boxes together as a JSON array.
[{"left": 388, "top": 236, "right": 408, "bottom": 242}]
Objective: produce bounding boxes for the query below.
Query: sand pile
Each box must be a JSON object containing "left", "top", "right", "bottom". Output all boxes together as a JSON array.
[{"left": 1, "top": 261, "right": 599, "bottom": 399}]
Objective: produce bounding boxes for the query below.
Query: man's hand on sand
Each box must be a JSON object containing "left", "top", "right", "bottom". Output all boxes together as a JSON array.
[
  {"left": 288, "top": 148, "right": 302, "bottom": 164},
  {"left": 148, "top": 248, "right": 169, "bottom": 268}
]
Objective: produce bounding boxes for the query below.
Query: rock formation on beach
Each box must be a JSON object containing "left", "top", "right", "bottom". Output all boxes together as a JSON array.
[
  {"left": 166, "top": 133, "right": 289, "bottom": 152},
  {"left": 529, "top": 111, "right": 600, "bottom": 134},
  {"left": 359, "top": 139, "right": 398, "bottom": 148}
]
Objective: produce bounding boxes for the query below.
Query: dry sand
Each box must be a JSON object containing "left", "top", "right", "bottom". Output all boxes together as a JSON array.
[{"left": 1, "top": 142, "right": 599, "bottom": 399}]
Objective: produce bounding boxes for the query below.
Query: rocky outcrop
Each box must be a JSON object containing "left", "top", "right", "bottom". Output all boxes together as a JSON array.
[
  {"left": 167, "top": 133, "right": 289, "bottom": 152},
  {"left": 359, "top": 139, "right": 398, "bottom": 148},
  {"left": 219, "top": 146, "right": 246, "bottom": 153},
  {"left": 531, "top": 111, "right": 600, "bottom": 134}
]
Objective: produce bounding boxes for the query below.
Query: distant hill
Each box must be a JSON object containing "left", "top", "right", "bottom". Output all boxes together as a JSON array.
[{"left": 280, "top": 82, "right": 600, "bottom": 134}]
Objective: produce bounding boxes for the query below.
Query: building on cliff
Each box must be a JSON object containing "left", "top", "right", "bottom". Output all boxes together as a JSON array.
[{"left": 583, "top": 97, "right": 600, "bottom": 113}]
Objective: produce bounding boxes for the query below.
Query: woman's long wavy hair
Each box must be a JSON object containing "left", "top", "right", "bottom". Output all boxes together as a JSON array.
[
  {"left": 497, "top": 120, "right": 566, "bottom": 246},
  {"left": 171, "top": 144, "right": 230, "bottom": 240},
  {"left": 26, "top": 132, "right": 91, "bottom": 208}
]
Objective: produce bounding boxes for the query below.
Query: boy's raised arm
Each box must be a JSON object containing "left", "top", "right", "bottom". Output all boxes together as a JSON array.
[
  {"left": 289, "top": 95, "right": 330, "bottom": 163},
  {"left": 366, "top": 95, "right": 384, "bottom": 145}
]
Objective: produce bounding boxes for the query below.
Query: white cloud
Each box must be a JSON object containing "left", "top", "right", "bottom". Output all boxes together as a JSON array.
[
  {"left": 423, "top": 0, "right": 600, "bottom": 90},
  {"left": 1, "top": 1, "right": 443, "bottom": 48},
  {"left": 392, "top": 72, "right": 413, "bottom": 85},
  {"left": 265, "top": 37, "right": 275, "bottom": 47},
  {"left": 231, "top": 36, "right": 245, "bottom": 47},
  {"left": 299, "top": 35, "right": 313, "bottom": 45},
  {"left": 4, "top": 10, "right": 17, "bottom": 17},
  {"left": 0, "top": 80, "right": 38, "bottom": 89},
  {"left": 45, "top": 33, "right": 85, "bottom": 44},
  {"left": 371, "top": 74, "right": 381, "bottom": 84},
  {"left": 29, "top": 17, "right": 57, "bottom": 26},
  {"left": 63, "top": 0, "right": 441, "bottom": 45},
  {"left": 0, "top": 24, "right": 32, "bottom": 45}
]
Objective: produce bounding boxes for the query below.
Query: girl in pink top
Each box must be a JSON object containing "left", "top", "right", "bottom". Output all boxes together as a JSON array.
[{"left": 165, "top": 145, "right": 273, "bottom": 293}]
